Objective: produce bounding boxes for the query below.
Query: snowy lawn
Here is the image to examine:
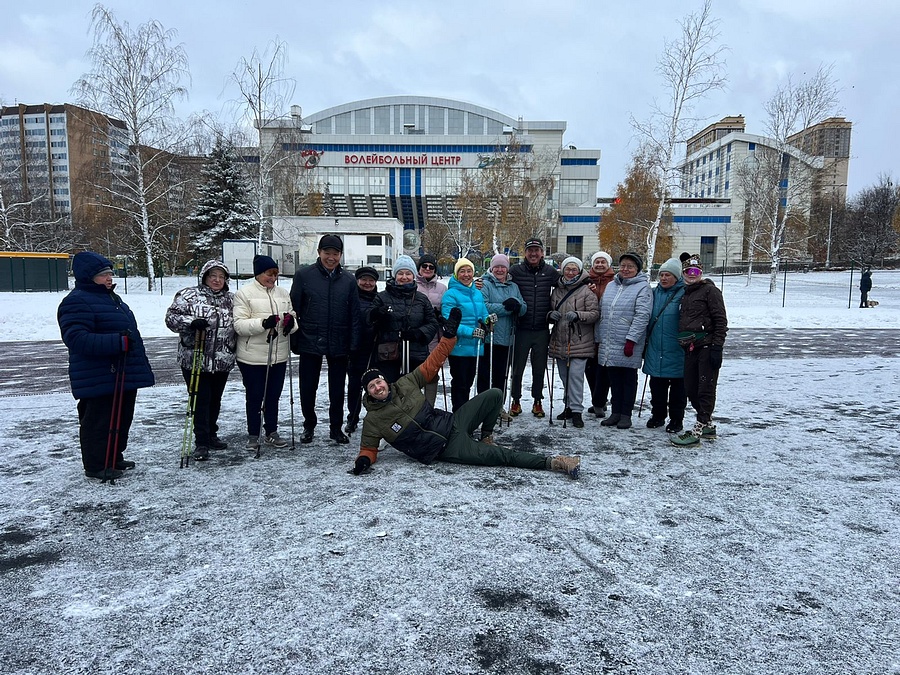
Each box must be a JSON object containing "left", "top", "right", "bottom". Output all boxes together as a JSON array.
[{"left": 0, "top": 270, "right": 898, "bottom": 673}]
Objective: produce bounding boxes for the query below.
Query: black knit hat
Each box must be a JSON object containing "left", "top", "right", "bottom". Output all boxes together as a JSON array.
[
  {"left": 418, "top": 253, "right": 438, "bottom": 269},
  {"left": 355, "top": 266, "right": 379, "bottom": 281},
  {"left": 619, "top": 251, "right": 643, "bottom": 272},
  {"left": 361, "top": 368, "right": 387, "bottom": 392},
  {"left": 318, "top": 234, "right": 343, "bottom": 252},
  {"left": 253, "top": 255, "right": 278, "bottom": 276}
]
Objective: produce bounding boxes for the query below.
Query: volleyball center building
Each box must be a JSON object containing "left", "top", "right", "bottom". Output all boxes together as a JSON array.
[{"left": 260, "top": 95, "right": 602, "bottom": 262}]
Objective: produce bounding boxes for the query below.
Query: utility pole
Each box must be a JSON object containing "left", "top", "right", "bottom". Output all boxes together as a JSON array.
[{"left": 826, "top": 202, "right": 833, "bottom": 268}]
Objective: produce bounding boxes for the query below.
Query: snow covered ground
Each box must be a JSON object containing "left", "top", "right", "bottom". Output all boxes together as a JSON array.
[{"left": 0, "top": 270, "right": 898, "bottom": 674}]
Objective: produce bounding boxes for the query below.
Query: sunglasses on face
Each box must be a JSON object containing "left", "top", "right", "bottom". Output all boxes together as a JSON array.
[
  {"left": 684, "top": 267, "right": 702, "bottom": 276},
  {"left": 420, "top": 264, "right": 435, "bottom": 270}
]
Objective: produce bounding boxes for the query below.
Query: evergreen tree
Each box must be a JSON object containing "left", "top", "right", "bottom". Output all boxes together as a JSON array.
[{"left": 187, "top": 137, "right": 255, "bottom": 260}]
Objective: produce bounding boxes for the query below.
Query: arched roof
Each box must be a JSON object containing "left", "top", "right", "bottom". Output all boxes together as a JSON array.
[{"left": 304, "top": 95, "right": 518, "bottom": 127}]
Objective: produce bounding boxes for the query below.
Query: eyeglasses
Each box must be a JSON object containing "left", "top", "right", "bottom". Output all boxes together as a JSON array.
[
  {"left": 420, "top": 263, "right": 435, "bottom": 270},
  {"left": 619, "top": 264, "right": 637, "bottom": 271}
]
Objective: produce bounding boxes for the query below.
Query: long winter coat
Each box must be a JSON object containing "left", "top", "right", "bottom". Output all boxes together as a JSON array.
[
  {"left": 678, "top": 279, "right": 728, "bottom": 348},
  {"left": 233, "top": 279, "right": 297, "bottom": 366},
  {"left": 595, "top": 272, "right": 653, "bottom": 369},
  {"left": 480, "top": 272, "right": 527, "bottom": 347},
  {"left": 357, "top": 337, "right": 456, "bottom": 466},
  {"left": 164, "top": 261, "right": 236, "bottom": 373},
  {"left": 416, "top": 273, "right": 447, "bottom": 354},
  {"left": 548, "top": 271, "right": 599, "bottom": 359},
  {"left": 57, "top": 251, "right": 155, "bottom": 399},
  {"left": 509, "top": 260, "right": 559, "bottom": 331},
  {"left": 860, "top": 271, "right": 872, "bottom": 292},
  {"left": 441, "top": 276, "right": 489, "bottom": 357},
  {"left": 642, "top": 279, "right": 686, "bottom": 379},
  {"left": 289, "top": 260, "right": 360, "bottom": 357},
  {"left": 354, "top": 287, "right": 378, "bottom": 358},
  {"left": 369, "top": 281, "right": 439, "bottom": 364}
]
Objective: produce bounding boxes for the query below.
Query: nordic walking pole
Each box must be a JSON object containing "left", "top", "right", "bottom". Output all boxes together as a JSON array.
[
  {"left": 287, "top": 349, "right": 296, "bottom": 450},
  {"left": 502, "top": 332, "right": 514, "bottom": 427},
  {"left": 180, "top": 329, "right": 205, "bottom": 468},
  {"left": 563, "top": 323, "right": 573, "bottom": 429},
  {"left": 471, "top": 330, "right": 483, "bottom": 400},
  {"left": 103, "top": 341, "right": 128, "bottom": 484},
  {"left": 440, "top": 360, "right": 449, "bottom": 410},
  {"left": 257, "top": 327, "right": 277, "bottom": 459},
  {"left": 638, "top": 373, "right": 649, "bottom": 418},
  {"left": 548, "top": 357, "right": 556, "bottom": 426}
]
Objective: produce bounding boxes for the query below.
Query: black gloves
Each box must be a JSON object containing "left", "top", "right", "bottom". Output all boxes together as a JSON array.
[
  {"left": 262, "top": 314, "right": 278, "bottom": 330},
  {"left": 565, "top": 311, "right": 579, "bottom": 323},
  {"left": 709, "top": 345, "right": 723, "bottom": 370},
  {"left": 352, "top": 456, "right": 372, "bottom": 475},
  {"left": 502, "top": 298, "right": 521, "bottom": 314},
  {"left": 442, "top": 307, "right": 462, "bottom": 339},
  {"left": 189, "top": 318, "right": 209, "bottom": 331},
  {"left": 281, "top": 313, "right": 294, "bottom": 336},
  {"left": 548, "top": 310, "right": 561, "bottom": 323},
  {"left": 120, "top": 329, "right": 131, "bottom": 353}
]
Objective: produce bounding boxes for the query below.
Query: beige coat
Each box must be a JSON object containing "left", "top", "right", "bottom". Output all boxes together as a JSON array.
[
  {"left": 548, "top": 271, "right": 599, "bottom": 359},
  {"left": 233, "top": 279, "right": 297, "bottom": 365}
]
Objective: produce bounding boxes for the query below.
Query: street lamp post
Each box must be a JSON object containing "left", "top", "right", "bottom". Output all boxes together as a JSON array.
[{"left": 826, "top": 202, "right": 833, "bottom": 268}]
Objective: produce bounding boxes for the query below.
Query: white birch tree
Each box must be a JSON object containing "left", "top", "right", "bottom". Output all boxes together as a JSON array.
[
  {"left": 630, "top": 0, "right": 727, "bottom": 269},
  {"left": 228, "top": 39, "right": 296, "bottom": 245},
  {"left": 73, "top": 4, "right": 190, "bottom": 289},
  {"left": 738, "top": 64, "right": 841, "bottom": 291}
]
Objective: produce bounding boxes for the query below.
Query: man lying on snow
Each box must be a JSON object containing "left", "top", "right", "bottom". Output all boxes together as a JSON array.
[{"left": 351, "top": 307, "right": 581, "bottom": 478}]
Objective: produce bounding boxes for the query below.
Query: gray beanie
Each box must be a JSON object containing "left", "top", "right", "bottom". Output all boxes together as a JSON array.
[
  {"left": 658, "top": 257, "right": 683, "bottom": 279},
  {"left": 392, "top": 255, "right": 417, "bottom": 277}
]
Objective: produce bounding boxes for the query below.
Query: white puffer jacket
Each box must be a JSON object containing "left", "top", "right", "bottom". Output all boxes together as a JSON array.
[{"left": 233, "top": 279, "right": 297, "bottom": 365}]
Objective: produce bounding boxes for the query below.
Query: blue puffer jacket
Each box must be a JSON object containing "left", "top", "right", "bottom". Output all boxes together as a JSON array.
[
  {"left": 441, "top": 276, "right": 489, "bottom": 357},
  {"left": 57, "top": 251, "right": 155, "bottom": 399},
  {"left": 642, "top": 279, "right": 686, "bottom": 378},
  {"left": 480, "top": 272, "right": 526, "bottom": 347}
]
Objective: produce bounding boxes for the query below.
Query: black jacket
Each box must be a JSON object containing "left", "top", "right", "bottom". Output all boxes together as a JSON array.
[
  {"left": 509, "top": 260, "right": 560, "bottom": 330},
  {"left": 679, "top": 279, "right": 728, "bottom": 348},
  {"left": 289, "top": 260, "right": 360, "bottom": 356},
  {"left": 368, "top": 281, "right": 438, "bottom": 363}
]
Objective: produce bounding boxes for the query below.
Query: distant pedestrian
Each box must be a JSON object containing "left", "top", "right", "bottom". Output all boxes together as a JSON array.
[
  {"left": 671, "top": 254, "right": 728, "bottom": 447},
  {"left": 345, "top": 266, "right": 380, "bottom": 435},
  {"left": 508, "top": 237, "right": 560, "bottom": 418},
  {"left": 289, "top": 235, "right": 361, "bottom": 445},
  {"left": 165, "top": 260, "right": 236, "bottom": 460},
  {"left": 234, "top": 255, "right": 297, "bottom": 451},
  {"left": 595, "top": 252, "right": 652, "bottom": 430},
  {"left": 859, "top": 268, "right": 872, "bottom": 308},
  {"left": 642, "top": 257, "right": 687, "bottom": 434},
  {"left": 57, "top": 251, "right": 155, "bottom": 480},
  {"left": 548, "top": 256, "right": 599, "bottom": 428}
]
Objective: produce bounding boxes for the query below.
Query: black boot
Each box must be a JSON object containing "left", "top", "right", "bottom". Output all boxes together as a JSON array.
[
  {"left": 330, "top": 429, "right": 350, "bottom": 444},
  {"left": 646, "top": 417, "right": 665, "bottom": 429},
  {"left": 301, "top": 427, "right": 314, "bottom": 444},
  {"left": 209, "top": 435, "right": 228, "bottom": 450},
  {"left": 600, "top": 413, "right": 621, "bottom": 427},
  {"left": 556, "top": 407, "right": 572, "bottom": 421},
  {"left": 571, "top": 412, "right": 584, "bottom": 428},
  {"left": 193, "top": 445, "right": 210, "bottom": 461}
]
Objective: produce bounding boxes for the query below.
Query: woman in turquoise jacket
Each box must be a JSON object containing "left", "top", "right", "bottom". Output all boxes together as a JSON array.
[
  {"left": 478, "top": 253, "right": 527, "bottom": 394},
  {"left": 641, "top": 257, "right": 687, "bottom": 433},
  {"left": 442, "top": 257, "right": 490, "bottom": 411}
]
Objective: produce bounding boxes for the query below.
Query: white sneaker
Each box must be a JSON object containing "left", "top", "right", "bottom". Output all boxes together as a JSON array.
[{"left": 265, "top": 432, "right": 288, "bottom": 448}]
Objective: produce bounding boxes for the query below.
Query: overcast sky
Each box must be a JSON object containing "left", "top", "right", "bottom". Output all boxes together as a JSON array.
[{"left": 1, "top": 0, "right": 896, "bottom": 197}]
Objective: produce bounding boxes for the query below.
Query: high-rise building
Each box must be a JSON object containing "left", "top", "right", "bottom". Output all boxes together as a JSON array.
[{"left": 0, "top": 103, "right": 129, "bottom": 228}]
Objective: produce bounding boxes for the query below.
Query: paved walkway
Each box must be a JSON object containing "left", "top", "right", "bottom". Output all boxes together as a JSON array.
[{"left": 1, "top": 329, "right": 899, "bottom": 397}]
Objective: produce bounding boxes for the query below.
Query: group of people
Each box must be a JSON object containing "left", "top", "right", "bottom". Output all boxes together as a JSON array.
[{"left": 57, "top": 235, "right": 728, "bottom": 483}]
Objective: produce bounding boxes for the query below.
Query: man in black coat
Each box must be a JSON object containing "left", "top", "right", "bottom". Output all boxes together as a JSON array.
[
  {"left": 508, "top": 238, "right": 560, "bottom": 418},
  {"left": 290, "top": 234, "right": 361, "bottom": 444}
]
